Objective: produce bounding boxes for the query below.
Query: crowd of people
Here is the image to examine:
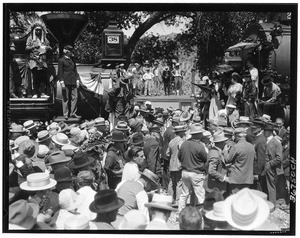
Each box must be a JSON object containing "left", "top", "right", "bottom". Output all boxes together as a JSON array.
[{"left": 8, "top": 88, "right": 290, "bottom": 230}]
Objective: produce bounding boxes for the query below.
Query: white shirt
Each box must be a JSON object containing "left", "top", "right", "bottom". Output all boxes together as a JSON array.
[
  {"left": 250, "top": 67, "right": 259, "bottom": 89},
  {"left": 76, "top": 186, "right": 97, "bottom": 220}
]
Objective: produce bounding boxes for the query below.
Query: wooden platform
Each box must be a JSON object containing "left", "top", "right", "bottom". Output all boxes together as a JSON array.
[{"left": 134, "top": 95, "right": 195, "bottom": 111}]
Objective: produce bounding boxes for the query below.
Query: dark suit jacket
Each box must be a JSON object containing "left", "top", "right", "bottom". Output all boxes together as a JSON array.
[
  {"left": 58, "top": 56, "right": 79, "bottom": 86},
  {"left": 205, "top": 146, "right": 227, "bottom": 193},
  {"left": 143, "top": 136, "right": 162, "bottom": 175},
  {"left": 263, "top": 137, "right": 283, "bottom": 175},
  {"left": 254, "top": 133, "right": 267, "bottom": 175},
  {"left": 162, "top": 126, "right": 176, "bottom": 159},
  {"left": 226, "top": 138, "right": 255, "bottom": 184}
]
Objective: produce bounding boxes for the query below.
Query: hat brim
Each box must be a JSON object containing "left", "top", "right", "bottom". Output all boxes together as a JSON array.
[
  {"left": 67, "top": 157, "right": 95, "bottom": 169},
  {"left": 12, "top": 202, "right": 40, "bottom": 229},
  {"left": 205, "top": 210, "right": 227, "bottom": 222},
  {"left": 24, "top": 124, "right": 36, "bottom": 131},
  {"left": 9, "top": 129, "right": 26, "bottom": 133},
  {"left": 144, "top": 202, "right": 177, "bottom": 212},
  {"left": 89, "top": 198, "right": 124, "bottom": 214},
  {"left": 139, "top": 172, "right": 159, "bottom": 185},
  {"left": 189, "top": 130, "right": 204, "bottom": 135},
  {"left": 174, "top": 128, "right": 188, "bottom": 133},
  {"left": 180, "top": 114, "right": 192, "bottom": 122},
  {"left": 36, "top": 135, "right": 52, "bottom": 143},
  {"left": 52, "top": 136, "right": 71, "bottom": 146},
  {"left": 20, "top": 178, "right": 57, "bottom": 191},
  {"left": 47, "top": 125, "right": 62, "bottom": 132},
  {"left": 223, "top": 192, "right": 270, "bottom": 230},
  {"left": 153, "top": 120, "right": 164, "bottom": 126},
  {"left": 213, "top": 137, "right": 229, "bottom": 143},
  {"left": 236, "top": 121, "right": 252, "bottom": 125},
  {"left": 56, "top": 176, "right": 77, "bottom": 183},
  {"left": 115, "top": 126, "right": 130, "bottom": 131}
]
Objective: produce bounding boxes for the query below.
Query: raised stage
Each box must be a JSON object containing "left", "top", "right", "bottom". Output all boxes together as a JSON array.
[{"left": 134, "top": 95, "right": 195, "bottom": 111}]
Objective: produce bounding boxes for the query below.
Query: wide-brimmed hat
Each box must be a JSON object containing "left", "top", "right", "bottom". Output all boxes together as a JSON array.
[
  {"left": 261, "top": 75, "right": 273, "bottom": 86},
  {"left": 14, "top": 136, "right": 30, "bottom": 149},
  {"left": 172, "top": 115, "right": 181, "bottom": 123},
  {"left": 64, "top": 215, "right": 90, "bottom": 230},
  {"left": 67, "top": 151, "right": 95, "bottom": 170},
  {"left": 10, "top": 124, "right": 26, "bottom": 133},
  {"left": 46, "top": 151, "right": 71, "bottom": 166},
  {"left": 189, "top": 123, "right": 204, "bottom": 135},
  {"left": 58, "top": 121, "right": 69, "bottom": 133},
  {"left": 130, "top": 132, "right": 144, "bottom": 146},
  {"left": 233, "top": 127, "right": 247, "bottom": 136},
  {"left": 89, "top": 189, "right": 124, "bottom": 214},
  {"left": 109, "top": 130, "right": 128, "bottom": 142},
  {"left": 260, "top": 114, "right": 272, "bottom": 123},
  {"left": 212, "top": 130, "right": 229, "bottom": 143},
  {"left": 119, "top": 209, "right": 147, "bottom": 230},
  {"left": 61, "top": 144, "right": 78, "bottom": 159},
  {"left": 23, "top": 120, "right": 36, "bottom": 131},
  {"left": 153, "top": 117, "right": 164, "bottom": 126},
  {"left": 36, "top": 130, "right": 51, "bottom": 143},
  {"left": 203, "top": 130, "right": 212, "bottom": 139},
  {"left": 223, "top": 188, "right": 270, "bottom": 230},
  {"left": 205, "top": 201, "right": 226, "bottom": 221},
  {"left": 180, "top": 111, "right": 192, "bottom": 122},
  {"left": 173, "top": 125, "right": 188, "bottom": 133},
  {"left": 37, "top": 144, "right": 50, "bottom": 159},
  {"left": 94, "top": 117, "right": 105, "bottom": 126},
  {"left": 128, "top": 118, "right": 143, "bottom": 132},
  {"left": 18, "top": 140, "right": 39, "bottom": 158},
  {"left": 236, "top": 116, "right": 252, "bottom": 126},
  {"left": 115, "top": 121, "right": 130, "bottom": 131},
  {"left": 9, "top": 199, "right": 39, "bottom": 229},
  {"left": 263, "top": 122, "right": 276, "bottom": 131},
  {"left": 54, "top": 166, "right": 76, "bottom": 183},
  {"left": 52, "top": 133, "right": 71, "bottom": 146},
  {"left": 226, "top": 104, "right": 236, "bottom": 109},
  {"left": 145, "top": 193, "right": 177, "bottom": 212},
  {"left": 20, "top": 172, "right": 57, "bottom": 191},
  {"left": 250, "top": 189, "right": 275, "bottom": 213},
  {"left": 192, "top": 115, "right": 201, "bottom": 123},
  {"left": 139, "top": 168, "right": 160, "bottom": 185},
  {"left": 47, "top": 122, "right": 62, "bottom": 132}
]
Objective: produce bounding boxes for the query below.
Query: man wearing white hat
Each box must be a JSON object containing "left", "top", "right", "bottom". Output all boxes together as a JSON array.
[
  {"left": 145, "top": 193, "right": 177, "bottom": 230},
  {"left": 217, "top": 104, "right": 239, "bottom": 127}
]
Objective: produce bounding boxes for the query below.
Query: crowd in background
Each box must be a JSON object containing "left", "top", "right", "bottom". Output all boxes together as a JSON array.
[{"left": 8, "top": 85, "right": 290, "bottom": 230}]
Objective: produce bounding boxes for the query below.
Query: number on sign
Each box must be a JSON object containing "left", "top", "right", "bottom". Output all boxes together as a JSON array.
[{"left": 107, "top": 35, "right": 119, "bottom": 44}]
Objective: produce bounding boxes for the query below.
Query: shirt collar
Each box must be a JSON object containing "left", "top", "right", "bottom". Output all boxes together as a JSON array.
[{"left": 267, "top": 135, "right": 274, "bottom": 143}]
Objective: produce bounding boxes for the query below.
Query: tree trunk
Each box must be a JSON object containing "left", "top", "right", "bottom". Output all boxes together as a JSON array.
[{"left": 125, "top": 12, "right": 174, "bottom": 69}]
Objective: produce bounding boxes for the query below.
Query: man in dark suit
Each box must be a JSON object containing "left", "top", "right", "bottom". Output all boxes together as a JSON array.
[
  {"left": 58, "top": 45, "right": 81, "bottom": 120},
  {"left": 261, "top": 123, "right": 283, "bottom": 206},
  {"left": 226, "top": 127, "right": 255, "bottom": 194}
]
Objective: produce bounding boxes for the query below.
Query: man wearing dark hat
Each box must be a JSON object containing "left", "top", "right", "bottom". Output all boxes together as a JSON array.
[
  {"left": 178, "top": 123, "right": 208, "bottom": 212},
  {"left": 116, "top": 168, "right": 159, "bottom": 225},
  {"left": 58, "top": 45, "right": 81, "bottom": 120},
  {"left": 258, "top": 74, "right": 281, "bottom": 116},
  {"left": 225, "top": 128, "right": 255, "bottom": 194},
  {"left": 260, "top": 123, "right": 283, "bottom": 206},
  {"left": 166, "top": 125, "right": 187, "bottom": 204},
  {"left": 104, "top": 131, "right": 127, "bottom": 189},
  {"left": 89, "top": 189, "right": 124, "bottom": 230},
  {"left": 162, "top": 66, "right": 172, "bottom": 95},
  {"left": 53, "top": 166, "right": 76, "bottom": 193}
]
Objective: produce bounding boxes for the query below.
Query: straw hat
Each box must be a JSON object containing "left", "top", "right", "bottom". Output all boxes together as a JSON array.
[
  {"left": 115, "top": 121, "right": 130, "bottom": 131},
  {"left": 223, "top": 188, "right": 270, "bottom": 230},
  {"left": 205, "top": 201, "right": 226, "bottom": 221},
  {"left": 23, "top": 120, "right": 36, "bottom": 131},
  {"left": 189, "top": 123, "right": 204, "bottom": 135},
  {"left": 250, "top": 189, "right": 275, "bottom": 213},
  {"left": 47, "top": 122, "right": 61, "bottom": 132},
  {"left": 118, "top": 210, "right": 148, "bottom": 230},
  {"left": 173, "top": 125, "right": 188, "bottom": 133},
  {"left": 64, "top": 215, "right": 90, "bottom": 230},
  {"left": 180, "top": 111, "right": 192, "bottom": 122},
  {"left": 145, "top": 193, "right": 177, "bottom": 212},
  {"left": 10, "top": 124, "right": 26, "bottom": 133},
  {"left": 236, "top": 116, "right": 252, "bottom": 126},
  {"left": 212, "top": 130, "right": 228, "bottom": 143},
  {"left": 52, "top": 133, "right": 71, "bottom": 146},
  {"left": 139, "top": 169, "right": 160, "bottom": 186},
  {"left": 94, "top": 117, "right": 105, "bottom": 126},
  {"left": 37, "top": 144, "right": 50, "bottom": 159},
  {"left": 20, "top": 172, "right": 57, "bottom": 191},
  {"left": 36, "top": 130, "right": 51, "bottom": 143},
  {"left": 14, "top": 136, "right": 30, "bottom": 149}
]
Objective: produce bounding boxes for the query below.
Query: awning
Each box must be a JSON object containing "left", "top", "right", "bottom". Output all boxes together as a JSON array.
[{"left": 226, "top": 42, "right": 259, "bottom": 52}]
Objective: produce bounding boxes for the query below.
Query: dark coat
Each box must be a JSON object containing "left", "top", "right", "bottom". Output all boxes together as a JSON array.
[
  {"left": 262, "top": 137, "right": 283, "bottom": 176},
  {"left": 253, "top": 133, "right": 267, "bottom": 175},
  {"left": 205, "top": 146, "right": 227, "bottom": 193},
  {"left": 58, "top": 56, "right": 79, "bottom": 86},
  {"left": 162, "top": 126, "right": 176, "bottom": 159},
  {"left": 143, "top": 136, "right": 162, "bottom": 176},
  {"left": 226, "top": 138, "right": 255, "bottom": 184}
]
